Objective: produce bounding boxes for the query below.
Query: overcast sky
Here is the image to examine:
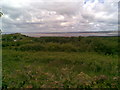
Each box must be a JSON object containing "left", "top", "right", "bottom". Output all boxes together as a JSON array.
[{"left": 0, "top": 0, "right": 119, "bottom": 33}]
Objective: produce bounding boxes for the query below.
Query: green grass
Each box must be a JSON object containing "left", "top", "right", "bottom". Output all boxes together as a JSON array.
[{"left": 2, "top": 33, "right": 119, "bottom": 88}]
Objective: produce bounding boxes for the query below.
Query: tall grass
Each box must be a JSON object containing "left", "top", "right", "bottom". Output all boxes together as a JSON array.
[{"left": 2, "top": 50, "right": 119, "bottom": 88}]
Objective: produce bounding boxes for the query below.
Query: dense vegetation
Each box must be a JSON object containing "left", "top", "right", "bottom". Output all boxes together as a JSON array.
[
  {"left": 2, "top": 33, "right": 119, "bottom": 55},
  {"left": 2, "top": 33, "right": 119, "bottom": 88}
]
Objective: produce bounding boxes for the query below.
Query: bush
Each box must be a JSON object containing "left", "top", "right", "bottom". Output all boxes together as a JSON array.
[
  {"left": 45, "top": 43, "right": 77, "bottom": 52},
  {"left": 19, "top": 43, "right": 45, "bottom": 51}
]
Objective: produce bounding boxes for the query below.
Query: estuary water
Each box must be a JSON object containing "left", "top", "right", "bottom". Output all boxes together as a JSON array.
[{"left": 2, "top": 31, "right": 119, "bottom": 37}]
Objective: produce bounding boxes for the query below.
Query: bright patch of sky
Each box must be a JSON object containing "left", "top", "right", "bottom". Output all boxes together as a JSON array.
[{"left": 84, "top": 0, "right": 104, "bottom": 4}]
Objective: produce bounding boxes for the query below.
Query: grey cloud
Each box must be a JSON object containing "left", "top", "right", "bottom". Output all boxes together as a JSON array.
[
  {"left": 2, "top": 5, "right": 24, "bottom": 19},
  {"left": 30, "top": 2, "right": 81, "bottom": 16},
  {"left": 1, "top": 0, "right": 118, "bottom": 33}
]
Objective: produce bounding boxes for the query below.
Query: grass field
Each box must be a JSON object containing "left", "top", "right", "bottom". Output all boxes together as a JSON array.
[{"left": 2, "top": 33, "right": 120, "bottom": 88}]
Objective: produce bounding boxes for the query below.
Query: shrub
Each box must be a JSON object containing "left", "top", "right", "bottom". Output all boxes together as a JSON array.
[{"left": 19, "top": 43, "right": 45, "bottom": 51}]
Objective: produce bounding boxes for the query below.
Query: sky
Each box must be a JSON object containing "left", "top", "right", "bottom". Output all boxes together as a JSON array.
[{"left": 0, "top": 0, "right": 119, "bottom": 33}]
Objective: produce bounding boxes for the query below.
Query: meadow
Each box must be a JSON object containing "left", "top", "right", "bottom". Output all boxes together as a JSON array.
[{"left": 2, "top": 33, "right": 119, "bottom": 88}]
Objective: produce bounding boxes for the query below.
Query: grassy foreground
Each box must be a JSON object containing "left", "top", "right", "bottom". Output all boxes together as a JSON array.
[{"left": 2, "top": 33, "right": 119, "bottom": 88}]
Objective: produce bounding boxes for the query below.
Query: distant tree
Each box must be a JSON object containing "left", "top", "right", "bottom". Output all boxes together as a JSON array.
[
  {"left": 0, "top": 12, "right": 3, "bottom": 17},
  {"left": 0, "top": 10, "right": 3, "bottom": 34}
]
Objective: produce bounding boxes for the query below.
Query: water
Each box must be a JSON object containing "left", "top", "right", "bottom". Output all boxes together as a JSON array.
[
  {"left": 23, "top": 32, "right": 118, "bottom": 37},
  {"left": 2, "top": 31, "right": 119, "bottom": 37}
]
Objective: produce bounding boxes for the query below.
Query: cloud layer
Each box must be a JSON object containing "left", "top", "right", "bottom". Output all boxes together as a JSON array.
[{"left": 0, "top": 0, "right": 119, "bottom": 32}]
